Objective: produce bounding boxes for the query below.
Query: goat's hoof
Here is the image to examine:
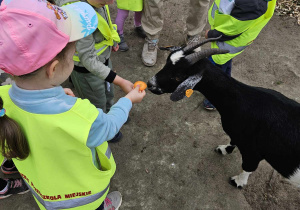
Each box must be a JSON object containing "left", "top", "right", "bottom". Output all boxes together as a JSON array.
[
  {"left": 215, "top": 148, "right": 223, "bottom": 154},
  {"left": 229, "top": 177, "right": 244, "bottom": 189},
  {"left": 215, "top": 145, "right": 227, "bottom": 155}
]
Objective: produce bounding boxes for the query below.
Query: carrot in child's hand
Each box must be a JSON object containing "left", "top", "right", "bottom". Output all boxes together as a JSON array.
[{"left": 134, "top": 81, "right": 147, "bottom": 91}]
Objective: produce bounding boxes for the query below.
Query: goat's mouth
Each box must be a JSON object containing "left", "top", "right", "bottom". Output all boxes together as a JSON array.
[
  {"left": 147, "top": 77, "right": 164, "bottom": 95},
  {"left": 147, "top": 86, "right": 164, "bottom": 95}
]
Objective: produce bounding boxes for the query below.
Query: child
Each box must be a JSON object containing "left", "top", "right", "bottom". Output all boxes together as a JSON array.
[
  {"left": 203, "top": 0, "right": 277, "bottom": 110},
  {"left": 55, "top": 0, "right": 134, "bottom": 142},
  {"left": 115, "top": 0, "right": 146, "bottom": 51},
  {"left": 0, "top": 70, "right": 29, "bottom": 199},
  {"left": 0, "top": 1, "right": 145, "bottom": 210},
  {"left": 0, "top": 69, "right": 75, "bottom": 200}
]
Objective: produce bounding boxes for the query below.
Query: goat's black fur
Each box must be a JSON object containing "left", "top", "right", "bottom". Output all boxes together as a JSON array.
[{"left": 148, "top": 48, "right": 300, "bottom": 187}]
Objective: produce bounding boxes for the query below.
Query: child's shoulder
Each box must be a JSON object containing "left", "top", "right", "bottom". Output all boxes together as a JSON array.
[
  {"left": 231, "top": 0, "right": 268, "bottom": 20},
  {"left": 0, "top": 84, "right": 11, "bottom": 92},
  {"left": 71, "top": 98, "right": 99, "bottom": 122}
]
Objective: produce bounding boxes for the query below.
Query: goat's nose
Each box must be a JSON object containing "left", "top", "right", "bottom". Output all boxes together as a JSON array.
[
  {"left": 147, "top": 81, "right": 153, "bottom": 89},
  {"left": 147, "top": 76, "right": 157, "bottom": 89}
]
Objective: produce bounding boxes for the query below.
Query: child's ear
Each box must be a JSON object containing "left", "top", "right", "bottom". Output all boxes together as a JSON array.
[{"left": 46, "top": 60, "right": 59, "bottom": 79}]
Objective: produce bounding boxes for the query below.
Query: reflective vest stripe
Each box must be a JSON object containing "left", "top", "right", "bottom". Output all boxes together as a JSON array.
[
  {"left": 25, "top": 181, "right": 109, "bottom": 210},
  {"left": 96, "top": 46, "right": 108, "bottom": 54},
  {"left": 211, "top": 0, "right": 235, "bottom": 19},
  {"left": 216, "top": 41, "right": 247, "bottom": 54},
  {"left": 24, "top": 146, "right": 112, "bottom": 209},
  {"left": 211, "top": 2, "right": 218, "bottom": 19},
  {"left": 105, "top": 146, "right": 112, "bottom": 159},
  {"left": 218, "top": 0, "right": 235, "bottom": 15}
]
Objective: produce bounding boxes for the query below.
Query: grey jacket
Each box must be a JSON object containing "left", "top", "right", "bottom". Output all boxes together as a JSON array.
[{"left": 55, "top": 0, "right": 117, "bottom": 82}]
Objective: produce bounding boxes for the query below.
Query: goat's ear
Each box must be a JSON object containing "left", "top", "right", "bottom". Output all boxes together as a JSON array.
[
  {"left": 170, "top": 73, "right": 203, "bottom": 102},
  {"left": 159, "top": 46, "right": 183, "bottom": 52}
]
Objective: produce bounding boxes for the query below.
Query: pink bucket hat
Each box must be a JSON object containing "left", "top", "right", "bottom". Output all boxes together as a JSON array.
[{"left": 0, "top": 0, "right": 98, "bottom": 76}]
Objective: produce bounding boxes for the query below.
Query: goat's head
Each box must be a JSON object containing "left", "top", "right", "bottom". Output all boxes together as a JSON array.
[{"left": 147, "top": 37, "right": 228, "bottom": 101}]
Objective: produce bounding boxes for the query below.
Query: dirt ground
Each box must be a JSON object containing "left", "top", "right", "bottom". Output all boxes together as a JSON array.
[{"left": 1, "top": 1, "right": 300, "bottom": 210}]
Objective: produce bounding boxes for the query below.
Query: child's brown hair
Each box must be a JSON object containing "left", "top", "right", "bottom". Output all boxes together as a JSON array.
[{"left": 0, "top": 97, "right": 29, "bottom": 159}]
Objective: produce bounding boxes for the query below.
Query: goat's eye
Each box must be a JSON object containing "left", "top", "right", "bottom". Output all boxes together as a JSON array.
[
  {"left": 171, "top": 77, "right": 181, "bottom": 81},
  {"left": 175, "top": 77, "right": 181, "bottom": 81}
]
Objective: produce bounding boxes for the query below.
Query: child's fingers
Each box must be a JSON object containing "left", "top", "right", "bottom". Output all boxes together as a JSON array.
[
  {"left": 133, "top": 85, "right": 147, "bottom": 93},
  {"left": 134, "top": 85, "right": 141, "bottom": 91},
  {"left": 140, "top": 90, "right": 146, "bottom": 97},
  {"left": 64, "top": 88, "right": 75, "bottom": 97}
]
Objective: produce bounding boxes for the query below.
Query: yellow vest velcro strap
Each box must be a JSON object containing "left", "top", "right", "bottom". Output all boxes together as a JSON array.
[
  {"left": 25, "top": 181, "right": 110, "bottom": 210},
  {"left": 105, "top": 146, "right": 112, "bottom": 159},
  {"left": 216, "top": 42, "right": 247, "bottom": 54}
]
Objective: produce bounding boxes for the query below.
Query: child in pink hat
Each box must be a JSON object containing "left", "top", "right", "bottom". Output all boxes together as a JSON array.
[
  {"left": 0, "top": 0, "right": 146, "bottom": 209},
  {"left": 115, "top": 0, "right": 146, "bottom": 51}
]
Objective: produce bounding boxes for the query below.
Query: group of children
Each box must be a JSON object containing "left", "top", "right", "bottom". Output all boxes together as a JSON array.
[
  {"left": 0, "top": 0, "right": 145, "bottom": 209},
  {"left": 0, "top": 0, "right": 277, "bottom": 209}
]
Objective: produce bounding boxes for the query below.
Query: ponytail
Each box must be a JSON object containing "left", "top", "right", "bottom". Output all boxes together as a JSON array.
[{"left": 0, "top": 97, "right": 29, "bottom": 160}]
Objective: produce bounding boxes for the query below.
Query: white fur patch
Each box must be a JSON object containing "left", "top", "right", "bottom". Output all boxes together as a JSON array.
[
  {"left": 288, "top": 168, "right": 300, "bottom": 187},
  {"left": 170, "top": 50, "right": 184, "bottom": 65},
  {"left": 231, "top": 171, "right": 252, "bottom": 188},
  {"left": 149, "top": 75, "right": 158, "bottom": 86},
  {"left": 216, "top": 144, "right": 229, "bottom": 155},
  {"left": 193, "top": 46, "right": 201, "bottom": 52}
]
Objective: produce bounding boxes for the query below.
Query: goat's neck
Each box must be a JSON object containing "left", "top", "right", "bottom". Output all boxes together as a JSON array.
[{"left": 194, "top": 60, "right": 239, "bottom": 112}]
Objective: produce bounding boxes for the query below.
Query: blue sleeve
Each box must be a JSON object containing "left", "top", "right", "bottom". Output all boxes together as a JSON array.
[{"left": 86, "top": 97, "right": 132, "bottom": 148}]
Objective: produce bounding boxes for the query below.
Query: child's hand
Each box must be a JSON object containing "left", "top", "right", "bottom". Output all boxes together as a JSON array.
[
  {"left": 125, "top": 86, "right": 146, "bottom": 104},
  {"left": 205, "top": 30, "right": 210, "bottom": 39},
  {"left": 64, "top": 88, "right": 75, "bottom": 97},
  {"left": 113, "top": 75, "right": 134, "bottom": 93},
  {"left": 120, "top": 79, "right": 134, "bottom": 93},
  {"left": 112, "top": 44, "right": 119, "bottom": 52}
]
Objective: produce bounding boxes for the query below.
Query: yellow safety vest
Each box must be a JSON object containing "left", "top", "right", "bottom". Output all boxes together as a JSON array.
[
  {"left": 117, "top": 0, "right": 143, "bottom": 12},
  {"left": 73, "top": 5, "right": 120, "bottom": 62},
  {"left": 0, "top": 85, "right": 116, "bottom": 210},
  {"left": 0, "top": 154, "right": 3, "bottom": 166},
  {"left": 208, "top": 0, "right": 276, "bottom": 65}
]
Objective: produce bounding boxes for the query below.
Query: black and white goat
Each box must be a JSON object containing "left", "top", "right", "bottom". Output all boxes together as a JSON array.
[{"left": 147, "top": 37, "right": 300, "bottom": 188}]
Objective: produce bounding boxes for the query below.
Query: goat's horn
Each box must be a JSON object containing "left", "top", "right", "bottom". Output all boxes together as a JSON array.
[
  {"left": 185, "top": 49, "right": 229, "bottom": 65},
  {"left": 183, "top": 36, "right": 222, "bottom": 54}
]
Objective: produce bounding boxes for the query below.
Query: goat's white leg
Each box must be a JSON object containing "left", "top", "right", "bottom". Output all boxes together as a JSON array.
[
  {"left": 230, "top": 171, "right": 252, "bottom": 188},
  {"left": 288, "top": 168, "right": 300, "bottom": 187},
  {"left": 215, "top": 143, "right": 236, "bottom": 155},
  {"left": 230, "top": 150, "right": 262, "bottom": 188}
]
